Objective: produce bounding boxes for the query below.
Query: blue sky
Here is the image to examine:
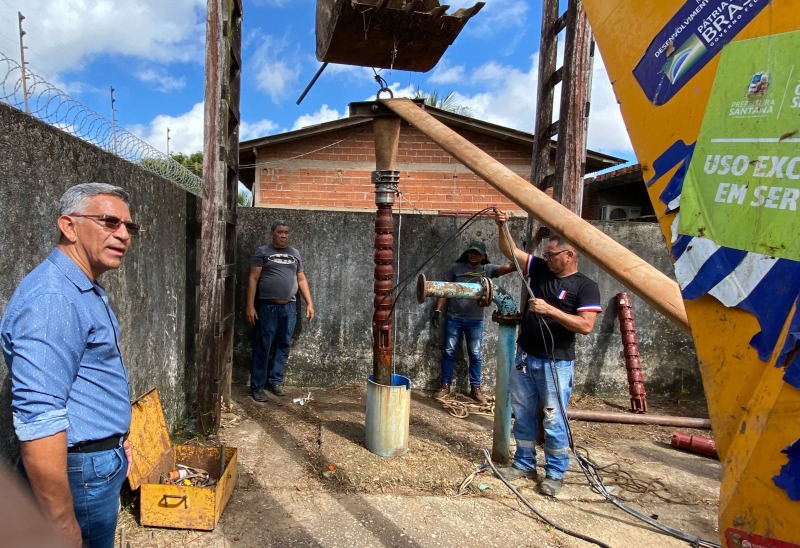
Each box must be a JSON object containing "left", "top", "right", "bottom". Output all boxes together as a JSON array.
[{"left": 0, "top": 0, "right": 634, "bottom": 163}]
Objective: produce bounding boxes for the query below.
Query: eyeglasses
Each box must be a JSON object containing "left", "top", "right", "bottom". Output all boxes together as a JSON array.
[
  {"left": 542, "top": 250, "right": 568, "bottom": 261},
  {"left": 68, "top": 214, "right": 141, "bottom": 235}
]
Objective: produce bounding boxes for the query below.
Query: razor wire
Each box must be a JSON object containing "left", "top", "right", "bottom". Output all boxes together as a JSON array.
[{"left": 0, "top": 51, "right": 202, "bottom": 195}]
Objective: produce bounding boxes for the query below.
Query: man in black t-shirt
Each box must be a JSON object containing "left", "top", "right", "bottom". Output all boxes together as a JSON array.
[{"left": 494, "top": 210, "right": 602, "bottom": 497}]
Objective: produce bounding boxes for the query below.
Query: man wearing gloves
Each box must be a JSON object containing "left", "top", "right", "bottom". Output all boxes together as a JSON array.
[{"left": 432, "top": 240, "right": 513, "bottom": 403}]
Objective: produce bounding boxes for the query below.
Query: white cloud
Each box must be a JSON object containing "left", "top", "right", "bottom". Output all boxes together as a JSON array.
[
  {"left": 135, "top": 68, "right": 186, "bottom": 93},
  {"left": 241, "top": 118, "right": 279, "bottom": 141},
  {"left": 460, "top": 0, "right": 529, "bottom": 37},
  {"left": 128, "top": 101, "right": 204, "bottom": 154},
  {"left": 250, "top": 35, "right": 302, "bottom": 103},
  {"left": 429, "top": 61, "right": 466, "bottom": 86},
  {"left": 1, "top": 0, "right": 205, "bottom": 80},
  {"left": 291, "top": 104, "right": 342, "bottom": 131},
  {"left": 388, "top": 49, "right": 633, "bottom": 159},
  {"left": 586, "top": 54, "right": 633, "bottom": 159}
]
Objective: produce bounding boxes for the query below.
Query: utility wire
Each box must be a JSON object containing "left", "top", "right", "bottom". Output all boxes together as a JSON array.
[{"left": 483, "top": 449, "right": 611, "bottom": 548}]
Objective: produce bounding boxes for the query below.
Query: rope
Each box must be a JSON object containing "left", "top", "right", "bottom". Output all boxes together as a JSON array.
[{"left": 434, "top": 392, "right": 495, "bottom": 418}]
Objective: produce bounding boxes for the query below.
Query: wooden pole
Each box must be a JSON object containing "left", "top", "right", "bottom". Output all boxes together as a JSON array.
[
  {"left": 381, "top": 98, "right": 690, "bottom": 333},
  {"left": 197, "top": 0, "right": 242, "bottom": 432}
]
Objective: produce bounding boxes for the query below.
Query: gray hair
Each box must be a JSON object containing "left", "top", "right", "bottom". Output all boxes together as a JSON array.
[
  {"left": 271, "top": 219, "right": 289, "bottom": 232},
  {"left": 58, "top": 183, "right": 130, "bottom": 216},
  {"left": 548, "top": 235, "right": 577, "bottom": 254}
]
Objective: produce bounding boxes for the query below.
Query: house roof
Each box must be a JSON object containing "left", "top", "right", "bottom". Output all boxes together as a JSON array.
[
  {"left": 239, "top": 102, "right": 625, "bottom": 176},
  {"left": 584, "top": 163, "right": 644, "bottom": 191}
]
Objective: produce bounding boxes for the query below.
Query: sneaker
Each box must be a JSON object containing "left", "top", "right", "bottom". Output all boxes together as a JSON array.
[
  {"left": 270, "top": 384, "right": 286, "bottom": 397},
  {"left": 251, "top": 388, "right": 268, "bottom": 402},
  {"left": 433, "top": 383, "right": 450, "bottom": 399},
  {"left": 539, "top": 476, "right": 563, "bottom": 497},
  {"left": 469, "top": 385, "right": 489, "bottom": 405},
  {"left": 499, "top": 465, "right": 538, "bottom": 482}
]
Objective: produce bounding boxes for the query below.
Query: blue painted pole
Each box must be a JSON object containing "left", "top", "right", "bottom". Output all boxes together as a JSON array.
[
  {"left": 492, "top": 323, "right": 516, "bottom": 463},
  {"left": 489, "top": 285, "right": 519, "bottom": 464}
]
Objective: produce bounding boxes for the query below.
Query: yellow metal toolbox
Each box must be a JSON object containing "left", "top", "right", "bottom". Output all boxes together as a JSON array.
[{"left": 127, "top": 389, "right": 237, "bottom": 531}]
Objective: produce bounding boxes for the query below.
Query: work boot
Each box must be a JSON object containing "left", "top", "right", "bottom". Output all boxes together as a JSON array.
[
  {"left": 470, "top": 385, "right": 489, "bottom": 405},
  {"left": 433, "top": 383, "right": 450, "bottom": 399},
  {"left": 270, "top": 384, "right": 286, "bottom": 397},
  {"left": 499, "top": 465, "right": 538, "bottom": 482},
  {"left": 539, "top": 476, "right": 564, "bottom": 497},
  {"left": 251, "top": 388, "right": 268, "bottom": 402}
]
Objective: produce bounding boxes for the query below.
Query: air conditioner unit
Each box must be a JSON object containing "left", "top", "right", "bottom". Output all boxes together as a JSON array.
[{"left": 600, "top": 205, "right": 642, "bottom": 220}]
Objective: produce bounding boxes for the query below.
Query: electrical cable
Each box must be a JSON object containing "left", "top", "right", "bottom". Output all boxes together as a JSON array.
[
  {"left": 482, "top": 448, "right": 612, "bottom": 548},
  {"left": 499, "top": 219, "right": 721, "bottom": 548},
  {"left": 376, "top": 206, "right": 497, "bottom": 328},
  {"left": 391, "top": 189, "right": 403, "bottom": 377}
]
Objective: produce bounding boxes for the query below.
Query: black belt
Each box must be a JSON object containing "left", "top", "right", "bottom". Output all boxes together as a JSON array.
[{"left": 68, "top": 435, "right": 124, "bottom": 454}]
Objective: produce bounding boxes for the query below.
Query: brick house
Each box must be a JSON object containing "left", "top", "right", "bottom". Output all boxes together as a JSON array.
[{"left": 239, "top": 102, "right": 624, "bottom": 214}]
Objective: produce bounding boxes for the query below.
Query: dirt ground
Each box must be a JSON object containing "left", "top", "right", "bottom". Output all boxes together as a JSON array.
[{"left": 119, "top": 383, "right": 721, "bottom": 548}]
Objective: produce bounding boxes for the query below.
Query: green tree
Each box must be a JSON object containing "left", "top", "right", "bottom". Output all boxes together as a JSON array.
[
  {"left": 171, "top": 151, "right": 204, "bottom": 177},
  {"left": 413, "top": 87, "right": 473, "bottom": 117},
  {"left": 237, "top": 189, "right": 252, "bottom": 207}
]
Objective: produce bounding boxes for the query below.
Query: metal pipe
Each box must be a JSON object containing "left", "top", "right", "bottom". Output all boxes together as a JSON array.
[
  {"left": 671, "top": 431, "right": 718, "bottom": 459},
  {"left": 380, "top": 98, "right": 690, "bottom": 334},
  {"left": 417, "top": 276, "right": 521, "bottom": 462},
  {"left": 416, "top": 274, "right": 493, "bottom": 305},
  {"left": 492, "top": 323, "right": 516, "bottom": 464},
  {"left": 568, "top": 410, "right": 711, "bottom": 429},
  {"left": 491, "top": 285, "right": 520, "bottom": 464},
  {"left": 371, "top": 116, "right": 401, "bottom": 387},
  {"left": 616, "top": 292, "right": 647, "bottom": 413}
]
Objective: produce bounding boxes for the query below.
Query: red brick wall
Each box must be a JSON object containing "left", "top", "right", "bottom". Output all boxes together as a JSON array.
[{"left": 253, "top": 121, "right": 529, "bottom": 214}]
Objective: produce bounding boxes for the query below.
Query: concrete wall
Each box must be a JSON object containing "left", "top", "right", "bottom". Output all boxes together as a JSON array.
[
  {"left": 235, "top": 208, "right": 703, "bottom": 399},
  {"left": 0, "top": 104, "right": 200, "bottom": 463}
]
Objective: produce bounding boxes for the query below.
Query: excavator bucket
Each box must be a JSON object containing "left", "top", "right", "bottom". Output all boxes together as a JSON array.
[
  {"left": 315, "top": 0, "right": 484, "bottom": 72},
  {"left": 582, "top": 1, "right": 800, "bottom": 546}
]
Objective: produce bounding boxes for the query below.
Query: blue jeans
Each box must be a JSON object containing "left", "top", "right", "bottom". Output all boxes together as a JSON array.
[
  {"left": 19, "top": 444, "right": 127, "bottom": 548},
  {"left": 440, "top": 316, "right": 484, "bottom": 386},
  {"left": 250, "top": 300, "right": 297, "bottom": 390},
  {"left": 510, "top": 350, "right": 574, "bottom": 479}
]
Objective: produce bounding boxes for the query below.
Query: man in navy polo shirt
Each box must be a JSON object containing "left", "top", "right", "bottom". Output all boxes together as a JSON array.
[{"left": 2, "top": 183, "right": 137, "bottom": 547}]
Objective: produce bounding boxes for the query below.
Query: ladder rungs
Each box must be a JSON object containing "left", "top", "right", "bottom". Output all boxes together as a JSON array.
[
  {"left": 553, "top": 13, "right": 566, "bottom": 34},
  {"left": 549, "top": 66, "right": 563, "bottom": 87}
]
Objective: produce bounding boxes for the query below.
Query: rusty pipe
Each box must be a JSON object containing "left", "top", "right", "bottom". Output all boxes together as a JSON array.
[
  {"left": 416, "top": 274, "right": 493, "bottom": 306},
  {"left": 616, "top": 292, "right": 647, "bottom": 413},
  {"left": 380, "top": 98, "right": 690, "bottom": 334},
  {"left": 671, "top": 431, "right": 718, "bottom": 459},
  {"left": 567, "top": 410, "right": 711, "bottom": 429},
  {"left": 371, "top": 116, "right": 401, "bottom": 387},
  {"left": 417, "top": 274, "right": 521, "bottom": 463}
]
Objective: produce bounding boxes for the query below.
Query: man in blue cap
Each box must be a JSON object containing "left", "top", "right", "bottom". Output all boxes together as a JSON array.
[{"left": 432, "top": 240, "right": 514, "bottom": 403}]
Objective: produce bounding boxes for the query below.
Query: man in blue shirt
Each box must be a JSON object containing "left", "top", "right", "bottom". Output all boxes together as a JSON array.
[{"left": 2, "top": 183, "right": 138, "bottom": 547}]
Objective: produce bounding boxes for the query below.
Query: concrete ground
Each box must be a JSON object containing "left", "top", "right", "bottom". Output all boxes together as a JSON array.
[{"left": 120, "top": 384, "right": 721, "bottom": 548}]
